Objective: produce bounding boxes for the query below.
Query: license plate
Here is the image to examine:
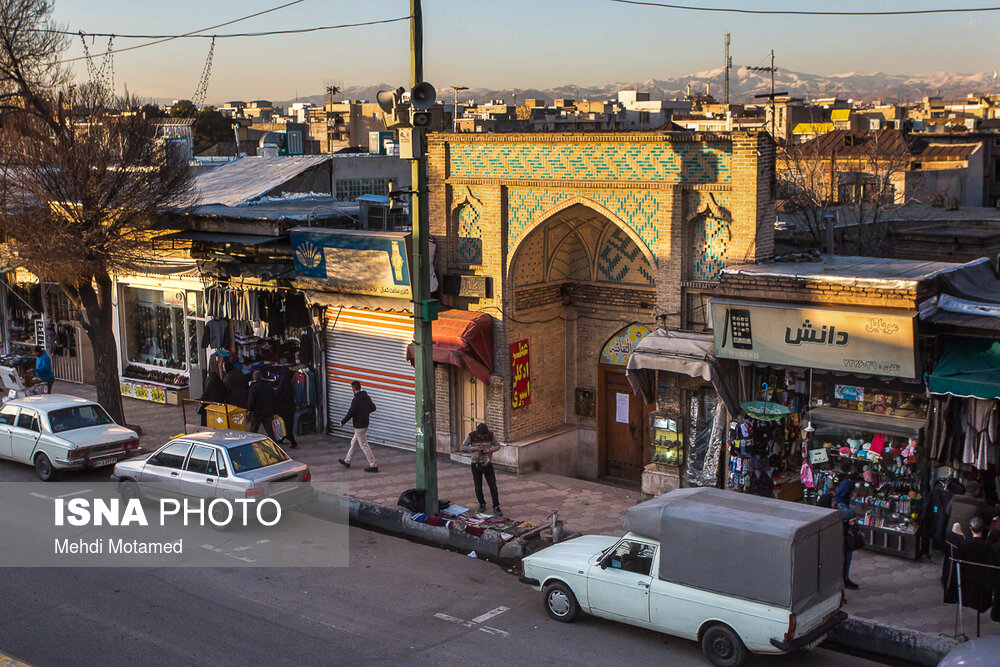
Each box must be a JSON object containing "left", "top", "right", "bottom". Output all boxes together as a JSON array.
[
  {"left": 269, "top": 481, "right": 297, "bottom": 493},
  {"left": 91, "top": 457, "right": 118, "bottom": 468}
]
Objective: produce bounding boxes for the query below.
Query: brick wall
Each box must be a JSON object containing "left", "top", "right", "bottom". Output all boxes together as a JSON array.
[
  {"left": 426, "top": 131, "right": 773, "bottom": 453},
  {"left": 716, "top": 271, "right": 920, "bottom": 309}
]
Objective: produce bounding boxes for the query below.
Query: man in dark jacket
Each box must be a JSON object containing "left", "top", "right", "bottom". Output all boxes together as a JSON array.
[
  {"left": 247, "top": 371, "right": 277, "bottom": 440},
  {"left": 338, "top": 380, "right": 378, "bottom": 472},
  {"left": 223, "top": 363, "right": 249, "bottom": 410}
]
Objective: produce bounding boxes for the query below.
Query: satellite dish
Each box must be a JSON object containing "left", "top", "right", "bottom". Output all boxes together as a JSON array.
[{"left": 411, "top": 82, "right": 436, "bottom": 110}]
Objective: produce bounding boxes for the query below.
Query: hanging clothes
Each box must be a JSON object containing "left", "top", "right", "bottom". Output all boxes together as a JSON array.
[
  {"left": 962, "top": 399, "right": 995, "bottom": 469},
  {"left": 201, "top": 318, "right": 231, "bottom": 349},
  {"left": 284, "top": 292, "right": 311, "bottom": 328}
]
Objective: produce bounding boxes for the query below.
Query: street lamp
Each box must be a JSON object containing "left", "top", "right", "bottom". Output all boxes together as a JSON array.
[{"left": 451, "top": 85, "right": 468, "bottom": 132}]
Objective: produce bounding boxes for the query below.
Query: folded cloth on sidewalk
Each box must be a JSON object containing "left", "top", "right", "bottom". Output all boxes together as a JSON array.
[
  {"left": 425, "top": 516, "right": 445, "bottom": 526},
  {"left": 409, "top": 513, "right": 429, "bottom": 523},
  {"left": 441, "top": 504, "right": 469, "bottom": 517},
  {"left": 465, "top": 525, "right": 486, "bottom": 537}
]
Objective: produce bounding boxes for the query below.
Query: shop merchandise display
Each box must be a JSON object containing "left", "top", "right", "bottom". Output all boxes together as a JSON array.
[
  {"left": 122, "top": 364, "right": 187, "bottom": 387},
  {"left": 202, "top": 285, "right": 318, "bottom": 435}
]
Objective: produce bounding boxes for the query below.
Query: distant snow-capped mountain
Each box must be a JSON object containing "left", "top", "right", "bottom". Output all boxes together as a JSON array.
[{"left": 271, "top": 69, "right": 996, "bottom": 109}]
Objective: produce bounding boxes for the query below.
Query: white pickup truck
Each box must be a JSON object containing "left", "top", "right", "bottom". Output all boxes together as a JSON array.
[{"left": 519, "top": 488, "right": 847, "bottom": 667}]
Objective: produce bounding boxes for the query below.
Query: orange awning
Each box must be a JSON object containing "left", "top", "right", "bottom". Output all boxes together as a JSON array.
[{"left": 406, "top": 310, "right": 493, "bottom": 383}]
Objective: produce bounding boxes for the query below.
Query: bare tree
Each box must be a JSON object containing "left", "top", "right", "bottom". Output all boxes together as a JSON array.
[
  {"left": 0, "top": 0, "right": 192, "bottom": 424},
  {"left": 777, "top": 129, "right": 923, "bottom": 257}
]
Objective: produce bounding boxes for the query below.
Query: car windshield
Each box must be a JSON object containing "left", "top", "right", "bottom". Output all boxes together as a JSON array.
[
  {"left": 227, "top": 439, "right": 289, "bottom": 473},
  {"left": 48, "top": 405, "right": 114, "bottom": 433}
]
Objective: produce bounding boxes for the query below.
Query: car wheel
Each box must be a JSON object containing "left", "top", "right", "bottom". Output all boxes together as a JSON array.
[
  {"left": 701, "top": 623, "right": 748, "bottom": 667},
  {"left": 119, "top": 480, "right": 142, "bottom": 504},
  {"left": 543, "top": 581, "right": 580, "bottom": 623},
  {"left": 210, "top": 502, "right": 232, "bottom": 532},
  {"left": 34, "top": 453, "right": 55, "bottom": 482}
]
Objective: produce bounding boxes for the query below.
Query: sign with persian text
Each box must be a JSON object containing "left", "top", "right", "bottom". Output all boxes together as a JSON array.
[
  {"left": 510, "top": 339, "right": 531, "bottom": 409},
  {"left": 710, "top": 299, "right": 916, "bottom": 379}
]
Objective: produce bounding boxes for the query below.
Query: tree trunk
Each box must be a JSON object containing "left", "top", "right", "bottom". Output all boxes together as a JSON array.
[{"left": 64, "top": 271, "right": 126, "bottom": 426}]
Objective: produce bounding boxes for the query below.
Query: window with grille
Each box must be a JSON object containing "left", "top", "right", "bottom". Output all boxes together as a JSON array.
[{"left": 335, "top": 178, "right": 389, "bottom": 202}]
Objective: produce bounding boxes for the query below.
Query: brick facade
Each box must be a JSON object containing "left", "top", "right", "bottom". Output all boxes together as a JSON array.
[{"left": 427, "top": 131, "right": 774, "bottom": 479}]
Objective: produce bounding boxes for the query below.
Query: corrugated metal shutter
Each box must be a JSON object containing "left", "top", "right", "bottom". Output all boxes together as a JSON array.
[{"left": 326, "top": 309, "right": 416, "bottom": 448}]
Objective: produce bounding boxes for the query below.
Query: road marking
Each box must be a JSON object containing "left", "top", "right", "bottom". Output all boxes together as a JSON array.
[
  {"left": 434, "top": 607, "right": 510, "bottom": 637},
  {"left": 470, "top": 606, "right": 508, "bottom": 624},
  {"left": 239, "top": 595, "right": 356, "bottom": 634}
]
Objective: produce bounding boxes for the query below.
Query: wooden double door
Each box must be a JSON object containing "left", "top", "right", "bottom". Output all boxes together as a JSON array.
[{"left": 600, "top": 367, "right": 652, "bottom": 482}]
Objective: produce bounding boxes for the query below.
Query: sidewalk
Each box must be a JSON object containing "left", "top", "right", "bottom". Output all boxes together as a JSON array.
[{"left": 59, "top": 382, "right": 998, "bottom": 646}]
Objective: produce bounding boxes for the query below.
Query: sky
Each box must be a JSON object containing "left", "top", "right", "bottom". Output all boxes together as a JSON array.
[{"left": 51, "top": 0, "right": 1000, "bottom": 103}]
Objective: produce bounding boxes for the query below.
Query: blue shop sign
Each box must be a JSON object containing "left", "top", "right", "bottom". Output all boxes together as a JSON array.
[{"left": 291, "top": 228, "right": 412, "bottom": 298}]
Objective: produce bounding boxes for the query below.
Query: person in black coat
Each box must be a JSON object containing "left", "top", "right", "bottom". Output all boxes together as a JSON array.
[
  {"left": 274, "top": 372, "right": 298, "bottom": 448},
  {"left": 197, "top": 372, "right": 227, "bottom": 426},
  {"left": 337, "top": 380, "right": 378, "bottom": 472},
  {"left": 223, "top": 362, "right": 249, "bottom": 410},
  {"left": 247, "top": 371, "right": 277, "bottom": 440}
]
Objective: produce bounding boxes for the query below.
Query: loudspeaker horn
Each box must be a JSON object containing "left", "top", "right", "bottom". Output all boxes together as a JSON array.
[
  {"left": 410, "top": 81, "right": 436, "bottom": 110},
  {"left": 376, "top": 87, "right": 405, "bottom": 114}
]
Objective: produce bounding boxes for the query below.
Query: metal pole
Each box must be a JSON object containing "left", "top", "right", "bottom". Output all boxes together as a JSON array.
[{"left": 410, "top": 0, "right": 438, "bottom": 513}]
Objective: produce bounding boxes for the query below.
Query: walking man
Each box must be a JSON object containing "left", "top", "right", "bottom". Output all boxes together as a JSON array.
[
  {"left": 461, "top": 422, "right": 502, "bottom": 516},
  {"left": 34, "top": 346, "right": 54, "bottom": 394},
  {"left": 247, "top": 371, "right": 277, "bottom": 440},
  {"left": 338, "top": 380, "right": 378, "bottom": 473}
]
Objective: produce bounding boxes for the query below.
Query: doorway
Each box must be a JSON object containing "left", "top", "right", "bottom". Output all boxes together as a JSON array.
[
  {"left": 599, "top": 366, "right": 649, "bottom": 482},
  {"left": 456, "top": 369, "right": 485, "bottom": 447}
]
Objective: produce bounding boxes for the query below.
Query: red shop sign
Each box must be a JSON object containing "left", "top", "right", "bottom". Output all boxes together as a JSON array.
[{"left": 510, "top": 339, "right": 531, "bottom": 409}]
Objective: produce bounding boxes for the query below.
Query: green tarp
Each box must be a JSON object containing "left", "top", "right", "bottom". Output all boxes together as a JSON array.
[{"left": 927, "top": 338, "right": 1000, "bottom": 399}]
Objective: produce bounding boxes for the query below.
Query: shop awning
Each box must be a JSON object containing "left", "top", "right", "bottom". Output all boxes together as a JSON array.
[
  {"left": 405, "top": 310, "right": 493, "bottom": 383},
  {"left": 625, "top": 329, "right": 741, "bottom": 416},
  {"left": 927, "top": 338, "right": 1000, "bottom": 399},
  {"left": 808, "top": 406, "right": 924, "bottom": 437}
]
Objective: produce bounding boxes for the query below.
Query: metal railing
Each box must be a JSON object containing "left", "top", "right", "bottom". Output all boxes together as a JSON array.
[{"left": 946, "top": 548, "right": 1000, "bottom": 640}]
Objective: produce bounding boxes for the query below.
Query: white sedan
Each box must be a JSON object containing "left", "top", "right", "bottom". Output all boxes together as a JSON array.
[{"left": 0, "top": 395, "right": 141, "bottom": 480}]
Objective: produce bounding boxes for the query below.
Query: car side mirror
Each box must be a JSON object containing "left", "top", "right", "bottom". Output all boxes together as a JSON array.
[{"left": 600, "top": 559, "right": 609, "bottom": 570}]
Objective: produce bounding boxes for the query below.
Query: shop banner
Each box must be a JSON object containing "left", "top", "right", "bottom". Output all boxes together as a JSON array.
[
  {"left": 510, "top": 339, "right": 531, "bottom": 409},
  {"left": 710, "top": 299, "right": 917, "bottom": 379},
  {"left": 291, "top": 228, "right": 438, "bottom": 298}
]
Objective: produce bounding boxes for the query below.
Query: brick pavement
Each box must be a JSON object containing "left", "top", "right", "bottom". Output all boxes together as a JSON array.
[{"left": 55, "top": 380, "right": 1000, "bottom": 640}]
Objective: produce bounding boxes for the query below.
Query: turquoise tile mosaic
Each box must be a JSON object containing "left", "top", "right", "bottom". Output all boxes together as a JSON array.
[
  {"left": 686, "top": 191, "right": 732, "bottom": 281},
  {"left": 456, "top": 201, "right": 482, "bottom": 264},
  {"left": 508, "top": 187, "right": 661, "bottom": 258},
  {"left": 449, "top": 140, "right": 731, "bottom": 184}
]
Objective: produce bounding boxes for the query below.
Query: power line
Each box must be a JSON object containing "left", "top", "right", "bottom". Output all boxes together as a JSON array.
[
  {"left": 609, "top": 0, "right": 1000, "bottom": 16},
  {"left": 55, "top": 0, "right": 310, "bottom": 64},
  {"left": 51, "top": 16, "right": 412, "bottom": 42}
]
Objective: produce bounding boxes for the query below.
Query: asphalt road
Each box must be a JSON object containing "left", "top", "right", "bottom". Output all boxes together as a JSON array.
[{"left": 0, "top": 508, "right": 880, "bottom": 667}]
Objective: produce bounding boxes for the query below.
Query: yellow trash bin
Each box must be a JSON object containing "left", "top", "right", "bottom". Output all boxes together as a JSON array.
[{"left": 204, "top": 404, "right": 247, "bottom": 431}]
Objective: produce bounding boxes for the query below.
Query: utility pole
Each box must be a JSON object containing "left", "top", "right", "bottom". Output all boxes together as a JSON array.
[
  {"left": 748, "top": 50, "right": 784, "bottom": 142},
  {"left": 410, "top": 0, "right": 438, "bottom": 513},
  {"left": 724, "top": 33, "right": 731, "bottom": 106}
]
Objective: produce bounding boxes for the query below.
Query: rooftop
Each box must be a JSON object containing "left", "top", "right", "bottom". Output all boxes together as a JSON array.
[
  {"left": 722, "top": 255, "right": 986, "bottom": 287},
  {"left": 186, "top": 155, "right": 331, "bottom": 207}
]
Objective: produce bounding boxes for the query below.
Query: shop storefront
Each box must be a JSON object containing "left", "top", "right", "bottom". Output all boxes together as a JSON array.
[
  {"left": 711, "top": 298, "right": 928, "bottom": 559},
  {"left": 114, "top": 273, "right": 205, "bottom": 405},
  {"left": 292, "top": 227, "right": 430, "bottom": 448}
]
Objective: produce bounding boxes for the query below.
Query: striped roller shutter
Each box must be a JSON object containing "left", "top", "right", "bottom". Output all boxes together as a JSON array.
[{"left": 326, "top": 309, "right": 416, "bottom": 448}]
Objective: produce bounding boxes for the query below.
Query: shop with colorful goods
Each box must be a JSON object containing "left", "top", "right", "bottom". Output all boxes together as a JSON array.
[{"left": 706, "top": 257, "right": 987, "bottom": 559}]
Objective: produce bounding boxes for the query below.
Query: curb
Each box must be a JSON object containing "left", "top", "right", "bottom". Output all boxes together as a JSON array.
[
  {"left": 308, "top": 491, "right": 511, "bottom": 561},
  {"left": 828, "top": 616, "right": 959, "bottom": 666}
]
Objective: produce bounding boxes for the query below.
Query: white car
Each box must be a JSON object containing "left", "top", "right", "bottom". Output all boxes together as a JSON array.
[
  {"left": 0, "top": 395, "right": 141, "bottom": 481},
  {"left": 520, "top": 489, "right": 847, "bottom": 667}
]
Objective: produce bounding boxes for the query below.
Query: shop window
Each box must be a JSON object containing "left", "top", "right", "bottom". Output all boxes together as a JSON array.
[{"left": 122, "top": 287, "right": 187, "bottom": 371}]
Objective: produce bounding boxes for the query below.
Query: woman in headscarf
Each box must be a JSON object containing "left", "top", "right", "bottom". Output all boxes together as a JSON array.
[{"left": 197, "top": 371, "right": 228, "bottom": 426}]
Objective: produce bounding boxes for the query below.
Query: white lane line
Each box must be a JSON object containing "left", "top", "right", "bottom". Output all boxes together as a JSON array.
[
  {"left": 479, "top": 626, "right": 509, "bottom": 638},
  {"left": 434, "top": 612, "right": 475, "bottom": 627},
  {"left": 470, "top": 606, "right": 509, "bottom": 624}
]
